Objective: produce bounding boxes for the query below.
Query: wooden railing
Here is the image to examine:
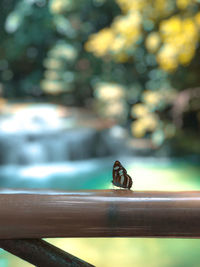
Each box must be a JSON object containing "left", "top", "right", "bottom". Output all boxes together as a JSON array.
[{"left": 0, "top": 189, "right": 200, "bottom": 266}]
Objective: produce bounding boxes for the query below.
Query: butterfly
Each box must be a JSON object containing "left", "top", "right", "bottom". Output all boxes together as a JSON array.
[{"left": 112, "top": 160, "right": 133, "bottom": 189}]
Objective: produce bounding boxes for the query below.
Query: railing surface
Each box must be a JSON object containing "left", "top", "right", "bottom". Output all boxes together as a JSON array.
[{"left": 0, "top": 189, "right": 200, "bottom": 238}]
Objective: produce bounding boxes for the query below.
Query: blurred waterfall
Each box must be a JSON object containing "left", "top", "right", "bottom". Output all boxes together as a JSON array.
[
  {"left": 0, "top": 104, "right": 131, "bottom": 189},
  {"left": 0, "top": 105, "right": 129, "bottom": 165},
  {"left": 0, "top": 127, "right": 131, "bottom": 165}
]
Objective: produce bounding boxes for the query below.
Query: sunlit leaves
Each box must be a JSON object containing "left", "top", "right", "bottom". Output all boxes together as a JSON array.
[
  {"left": 85, "top": 0, "right": 200, "bottom": 72},
  {"left": 41, "top": 42, "right": 77, "bottom": 94},
  {"left": 93, "top": 82, "right": 128, "bottom": 122}
]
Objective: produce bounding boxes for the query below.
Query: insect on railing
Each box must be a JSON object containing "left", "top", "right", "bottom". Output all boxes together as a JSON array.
[{"left": 112, "top": 160, "right": 133, "bottom": 189}]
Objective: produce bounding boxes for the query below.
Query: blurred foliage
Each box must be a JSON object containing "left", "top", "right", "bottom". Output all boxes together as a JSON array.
[
  {"left": 0, "top": 0, "right": 120, "bottom": 101},
  {"left": 85, "top": 0, "right": 200, "bottom": 146},
  {"left": 1, "top": 0, "right": 200, "bottom": 148},
  {"left": 86, "top": 0, "right": 200, "bottom": 72}
]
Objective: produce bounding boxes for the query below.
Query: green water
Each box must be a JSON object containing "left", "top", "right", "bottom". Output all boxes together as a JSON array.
[
  {"left": 77, "top": 159, "right": 200, "bottom": 191},
  {"left": 0, "top": 159, "right": 200, "bottom": 267}
]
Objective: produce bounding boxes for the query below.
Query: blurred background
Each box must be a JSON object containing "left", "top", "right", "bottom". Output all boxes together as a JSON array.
[{"left": 0, "top": 0, "right": 200, "bottom": 266}]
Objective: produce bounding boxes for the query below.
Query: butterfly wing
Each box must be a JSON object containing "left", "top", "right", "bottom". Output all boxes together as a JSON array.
[
  {"left": 112, "top": 160, "right": 133, "bottom": 189},
  {"left": 127, "top": 174, "right": 133, "bottom": 189},
  {"left": 112, "top": 160, "right": 121, "bottom": 187}
]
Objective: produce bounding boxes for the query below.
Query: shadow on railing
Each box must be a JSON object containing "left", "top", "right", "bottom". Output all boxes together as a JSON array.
[{"left": 0, "top": 189, "right": 200, "bottom": 266}]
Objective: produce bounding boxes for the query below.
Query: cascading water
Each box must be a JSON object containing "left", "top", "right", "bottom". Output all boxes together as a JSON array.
[{"left": 0, "top": 104, "right": 129, "bottom": 189}]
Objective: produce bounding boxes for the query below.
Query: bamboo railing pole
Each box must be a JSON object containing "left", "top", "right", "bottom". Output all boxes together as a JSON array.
[
  {"left": 0, "top": 189, "right": 200, "bottom": 238},
  {"left": 0, "top": 239, "right": 94, "bottom": 267}
]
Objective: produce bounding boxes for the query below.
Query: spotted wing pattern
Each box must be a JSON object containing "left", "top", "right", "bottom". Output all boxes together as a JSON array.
[{"left": 112, "top": 160, "right": 132, "bottom": 189}]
